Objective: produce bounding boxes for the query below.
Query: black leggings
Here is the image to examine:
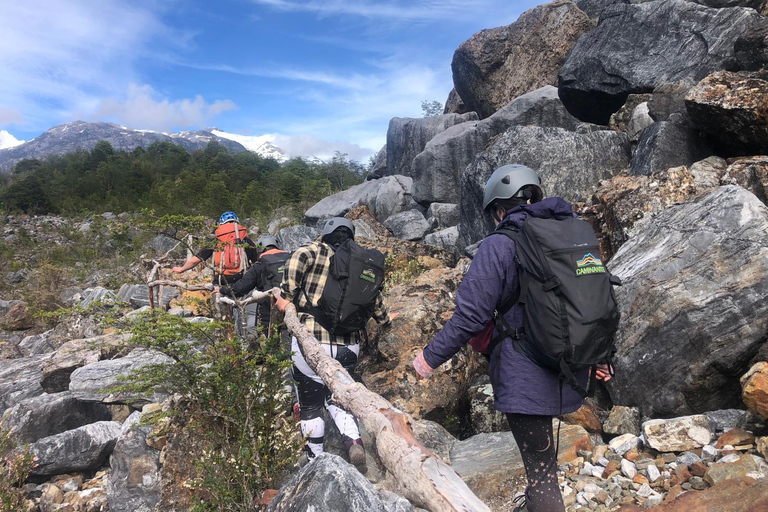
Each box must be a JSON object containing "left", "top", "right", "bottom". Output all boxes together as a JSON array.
[{"left": 506, "top": 413, "right": 565, "bottom": 512}]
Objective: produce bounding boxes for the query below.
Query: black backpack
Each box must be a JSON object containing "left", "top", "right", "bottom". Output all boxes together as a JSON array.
[
  {"left": 493, "top": 216, "right": 621, "bottom": 397},
  {"left": 259, "top": 251, "right": 290, "bottom": 289},
  {"left": 307, "top": 239, "right": 386, "bottom": 335}
]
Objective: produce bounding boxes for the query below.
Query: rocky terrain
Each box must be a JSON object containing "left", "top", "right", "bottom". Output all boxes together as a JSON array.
[{"left": 2, "top": 0, "right": 768, "bottom": 511}]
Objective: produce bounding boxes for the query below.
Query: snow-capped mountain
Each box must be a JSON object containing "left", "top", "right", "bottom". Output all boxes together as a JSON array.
[
  {"left": 0, "top": 130, "right": 24, "bottom": 150},
  {"left": 0, "top": 122, "right": 288, "bottom": 172},
  {"left": 210, "top": 130, "right": 287, "bottom": 163}
]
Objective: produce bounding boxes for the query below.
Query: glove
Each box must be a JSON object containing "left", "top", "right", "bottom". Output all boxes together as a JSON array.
[{"left": 412, "top": 351, "right": 434, "bottom": 379}]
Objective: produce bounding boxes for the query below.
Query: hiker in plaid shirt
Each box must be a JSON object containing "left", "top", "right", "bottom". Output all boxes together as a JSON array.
[{"left": 276, "top": 217, "right": 395, "bottom": 474}]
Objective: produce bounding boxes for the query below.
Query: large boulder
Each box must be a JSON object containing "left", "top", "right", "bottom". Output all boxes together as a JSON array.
[
  {"left": 618, "top": 477, "right": 768, "bottom": 512},
  {"left": 382, "top": 210, "right": 430, "bottom": 241},
  {"left": 423, "top": 226, "right": 459, "bottom": 253},
  {"left": 2, "top": 302, "right": 32, "bottom": 330},
  {"left": 367, "top": 145, "right": 387, "bottom": 179},
  {"left": 1, "top": 392, "right": 111, "bottom": 444},
  {"left": 0, "top": 354, "right": 52, "bottom": 414},
  {"left": 426, "top": 203, "right": 460, "bottom": 230},
  {"left": 276, "top": 225, "right": 320, "bottom": 252},
  {"left": 41, "top": 334, "right": 127, "bottom": 393},
  {"left": 411, "top": 85, "right": 582, "bottom": 205},
  {"left": 452, "top": 0, "right": 594, "bottom": 119},
  {"left": 385, "top": 113, "right": 477, "bottom": 177},
  {"left": 107, "top": 412, "right": 162, "bottom": 512},
  {"left": 685, "top": 70, "right": 768, "bottom": 157},
  {"left": 305, "top": 175, "right": 414, "bottom": 226},
  {"left": 69, "top": 348, "right": 174, "bottom": 405},
  {"left": 558, "top": 0, "right": 764, "bottom": 124},
  {"left": 629, "top": 113, "right": 712, "bottom": 176},
  {"left": 30, "top": 421, "right": 122, "bottom": 476},
  {"left": 459, "top": 125, "right": 631, "bottom": 248},
  {"left": 607, "top": 186, "right": 768, "bottom": 417},
  {"left": 266, "top": 453, "right": 413, "bottom": 512},
  {"left": 642, "top": 415, "right": 712, "bottom": 452}
]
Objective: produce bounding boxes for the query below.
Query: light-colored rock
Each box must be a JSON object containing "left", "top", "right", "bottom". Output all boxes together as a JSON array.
[
  {"left": 276, "top": 225, "right": 320, "bottom": 253},
  {"left": 423, "top": 226, "right": 459, "bottom": 252},
  {"left": 621, "top": 459, "right": 637, "bottom": 479},
  {"left": 608, "top": 186, "right": 768, "bottom": 417},
  {"left": 0, "top": 354, "right": 52, "bottom": 414},
  {"left": 383, "top": 210, "right": 430, "bottom": 241},
  {"left": 608, "top": 433, "right": 639, "bottom": 456},
  {"left": 643, "top": 415, "right": 712, "bottom": 452}
]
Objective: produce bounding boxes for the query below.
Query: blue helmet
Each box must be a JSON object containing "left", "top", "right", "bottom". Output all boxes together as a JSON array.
[{"left": 219, "top": 211, "right": 239, "bottom": 224}]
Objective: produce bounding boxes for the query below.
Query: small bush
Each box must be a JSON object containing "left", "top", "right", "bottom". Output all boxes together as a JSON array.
[
  {"left": 0, "top": 426, "right": 36, "bottom": 512},
  {"left": 117, "top": 311, "right": 301, "bottom": 511}
]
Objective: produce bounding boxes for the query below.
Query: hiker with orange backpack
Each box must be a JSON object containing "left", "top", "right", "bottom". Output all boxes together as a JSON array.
[{"left": 172, "top": 211, "right": 259, "bottom": 286}]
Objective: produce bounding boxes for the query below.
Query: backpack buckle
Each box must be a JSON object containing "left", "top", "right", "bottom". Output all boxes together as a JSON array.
[{"left": 543, "top": 277, "right": 560, "bottom": 292}]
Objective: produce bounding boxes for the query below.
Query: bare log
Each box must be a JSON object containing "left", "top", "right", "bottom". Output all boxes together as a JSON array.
[
  {"left": 278, "top": 296, "right": 489, "bottom": 512},
  {"left": 147, "top": 263, "right": 161, "bottom": 310},
  {"left": 146, "top": 280, "right": 215, "bottom": 292}
]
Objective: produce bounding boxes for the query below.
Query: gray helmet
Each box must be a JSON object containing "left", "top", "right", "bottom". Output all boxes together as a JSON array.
[
  {"left": 482, "top": 164, "right": 543, "bottom": 211},
  {"left": 257, "top": 234, "right": 279, "bottom": 249},
  {"left": 322, "top": 217, "right": 355, "bottom": 238}
]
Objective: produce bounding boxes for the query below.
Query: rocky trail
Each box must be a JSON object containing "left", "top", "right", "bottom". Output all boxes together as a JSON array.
[{"left": 2, "top": 0, "right": 768, "bottom": 510}]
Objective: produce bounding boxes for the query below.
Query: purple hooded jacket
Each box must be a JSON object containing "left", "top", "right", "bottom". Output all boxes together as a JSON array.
[{"left": 422, "top": 198, "right": 589, "bottom": 415}]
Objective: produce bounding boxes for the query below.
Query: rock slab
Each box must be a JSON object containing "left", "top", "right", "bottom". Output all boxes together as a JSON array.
[{"left": 31, "top": 421, "right": 122, "bottom": 476}]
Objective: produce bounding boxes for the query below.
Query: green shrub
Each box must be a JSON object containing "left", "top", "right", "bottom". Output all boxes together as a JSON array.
[
  {"left": 0, "top": 426, "right": 36, "bottom": 512},
  {"left": 117, "top": 311, "right": 301, "bottom": 511},
  {"left": 384, "top": 253, "right": 426, "bottom": 290}
]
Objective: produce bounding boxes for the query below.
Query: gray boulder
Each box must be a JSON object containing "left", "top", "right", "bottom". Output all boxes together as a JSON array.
[
  {"left": 451, "top": 0, "right": 594, "bottom": 119},
  {"left": 558, "top": 0, "right": 764, "bottom": 124},
  {"left": 18, "top": 331, "right": 54, "bottom": 356},
  {"left": 117, "top": 283, "right": 178, "bottom": 310},
  {"left": 30, "top": 421, "right": 122, "bottom": 475},
  {"left": 686, "top": 0, "right": 765, "bottom": 7},
  {"left": 367, "top": 145, "right": 387, "bottom": 179},
  {"left": 627, "top": 103, "right": 655, "bottom": 143},
  {"left": 459, "top": 125, "right": 631, "bottom": 248},
  {"left": 608, "top": 186, "right": 768, "bottom": 417},
  {"left": 78, "top": 287, "right": 119, "bottom": 308},
  {"left": 423, "top": 226, "right": 459, "bottom": 252},
  {"left": 603, "top": 406, "right": 642, "bottom": 437},
  {"left": 450, "top": 432, "right": 524, "bottom": 499},
  {"left": 107, "top": 412, "right": 161, "bottom": 512},
  {"left": 426, "top": 203, "right": 459, "bottom": 230},
  {"left": 705, "top": 409, "right": 747, "bottom": 434},
  {"left": 146, "top": 234, "right": 179, "bottom": 255},
  {"left": 411, "top": 86, "right": 582, "bottom": 205},
  {"left": 630, "top": 113, "right": 712, "bottom": 176},
  {"left": 69, "top": 348, "right": 173, "bottom": 405},
  {"left": 385, "top": 113, "right": 477, "bottom": 177},
  {"left": 1, "top": 392, "right": 111, "bottom": 444},
  {"left": 383, "top": 210, "right": 431, "bottom": 241},
  {"left": 305, "top": 175, "right": 414, "bottom": 226},
  {"left": 277, "top": 225, "right": 320, "bottom": 252},
  {"left": 0, "top": 354, "right": 52, "bottom": 414},
  {"left": 266, "top": 453, "right": 413, "bottom": 512}
]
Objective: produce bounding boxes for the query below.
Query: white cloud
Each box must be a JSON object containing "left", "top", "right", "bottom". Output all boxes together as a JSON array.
[
  {"left": 0, "top": 107, "right": 23, "bottom": 126},
  {"left": 271, "top": 133, "right": 375, "bottom": 162},
  {"left": 92, "top": 84, "right": 237, "bottom": 132},
  {"left": 0, "top": 1, "right": 234, "bottom": 133}
]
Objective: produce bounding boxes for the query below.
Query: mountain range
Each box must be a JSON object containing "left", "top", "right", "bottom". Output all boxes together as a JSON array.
[{"left": 0, "top": 122, "right": 288, "bottom": 172}]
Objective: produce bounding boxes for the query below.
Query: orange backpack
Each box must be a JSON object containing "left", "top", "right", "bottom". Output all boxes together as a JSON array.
[{"left": 213, "top": 223, "right": 248, "bottom": 276}]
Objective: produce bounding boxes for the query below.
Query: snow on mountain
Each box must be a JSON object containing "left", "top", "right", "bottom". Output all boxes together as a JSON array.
[
  {"left": 210, "top": 129, "right": 287, "bottom": 163},
  {"left": 0, "top": 130, "right": 24, "bottom": 150}
]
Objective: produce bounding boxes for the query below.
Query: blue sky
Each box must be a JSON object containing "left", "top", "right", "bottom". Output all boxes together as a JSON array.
[{"left": 1, "top": 0, "right": 542, "bottom": 161}]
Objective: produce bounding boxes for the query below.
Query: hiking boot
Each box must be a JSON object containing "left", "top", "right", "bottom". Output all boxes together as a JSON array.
[{"left": 347, "top": 442, "right": 368, "bottom": 475}]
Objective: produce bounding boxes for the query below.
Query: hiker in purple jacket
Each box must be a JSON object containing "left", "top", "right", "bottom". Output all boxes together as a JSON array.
[{"left": 412, "top": 164, "right": 613, "bottom": 512}]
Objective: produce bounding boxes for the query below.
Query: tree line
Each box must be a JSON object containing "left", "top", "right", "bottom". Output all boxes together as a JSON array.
[{"left": 0, "top": 140, "right": 367, "bottom": 218}]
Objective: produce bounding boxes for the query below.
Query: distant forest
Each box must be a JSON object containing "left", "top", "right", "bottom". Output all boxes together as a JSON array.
[{"left": 0, "top": 140, "right": 367, "bottom": 218}]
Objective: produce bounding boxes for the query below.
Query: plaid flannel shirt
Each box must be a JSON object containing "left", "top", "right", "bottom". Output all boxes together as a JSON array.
[{"left": 281, "top": 241, "right": 390, "bottom": 345}]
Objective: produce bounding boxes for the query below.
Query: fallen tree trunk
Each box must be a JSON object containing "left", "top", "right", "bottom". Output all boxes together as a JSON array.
[{"left": 274, "top": 291, "right": 489, "bottom": 512}]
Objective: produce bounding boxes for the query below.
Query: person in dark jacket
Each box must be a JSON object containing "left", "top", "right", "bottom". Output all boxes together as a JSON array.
[
  {"left": 412, "top": 164, "right": 613, "bottom": 512},
  {"left": 220, "top": 234, "right": 290, "bottom": 333}
]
